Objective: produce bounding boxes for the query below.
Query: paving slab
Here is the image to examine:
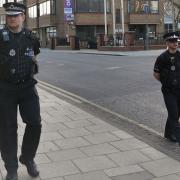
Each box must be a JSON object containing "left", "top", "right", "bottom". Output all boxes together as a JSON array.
[
  {"left": 47, "top": 149, "right": 87, "bottom": 161},
  {"left": 63, "top": 120, "right": 93, "bottom": 128},
  {"left": 104, "top": 164, "right": 144, "bottom": 177},
  {"left": 79, "top": 143, "right": 119, "bottom": 156},
  {"left": 59, "top": 127, "right": 92, "bottom": 138},
  {"left": 83, "top": 132, "right": 119, "bottom": 144},
  {"left": 108, "top": 150, "right": 150, "bottom": 166},
  {"left": 37, "top": 141, "right": 60, "bottom": 153},
  {"left": 42, "top": 122, "right": 68, "bottom": 132},
  {"left": 40, "top": 132, "right": 64, "bottom": 142},
  {"left": 111, "top": 130, "right": 134, "bottom": 139},
  {"left": 44, "top": 177, "right": 64, "bottom": 180},
  {"left": 110, "top": 138, "right": 149, "bottom": 151},
  {"left": 54, "top": 137, "right": 91, "bottom": 149},
  {"left": 139, "top": 147, "right": 167, "bottom": 160},
  {"left": 64, "top": 171, "right": 111, "bottom": 180},
  {"left": 38, "top": 161, "right": 79, "bottom": 179},
  {"left": 73, "top": 155, "right": 116, "bottom": 172},
  {"left": 141, "top": 158, "right": 180, "bottom": 177},
  {"left": 85, "top": 124, "right": 119, "bottom": 133},
  {"left": 111, "top": 171, "right": 154, "bottom": 180},
  {"left": 152, "top": 174, "right": 180, "bottom": 180},
  {"left": 34, "top": 153, "right": 51, "bottom": 164}
]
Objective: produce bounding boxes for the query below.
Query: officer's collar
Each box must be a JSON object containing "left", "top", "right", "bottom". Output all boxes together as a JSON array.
[
  {"left": 167, "top": 49, "right": 178, "bottom": 55},
  {"left": 6, "top": 26, "right": 24, "bottom": 34}
]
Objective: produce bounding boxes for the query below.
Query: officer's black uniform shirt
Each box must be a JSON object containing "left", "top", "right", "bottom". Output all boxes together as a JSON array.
[
  {"left": 154, "top": 50, "right": 180, "bottom": 90},
  {"left": 154, "top": 50, "right": 180, "bottom": 73}
]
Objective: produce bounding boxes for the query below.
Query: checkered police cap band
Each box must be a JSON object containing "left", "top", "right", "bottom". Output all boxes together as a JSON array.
[
  {"left": 163, "top": 32, "right": 180, "bottom": 41},
  {"left": 3, "top": 2, "right": 26, "bottom": 15}
]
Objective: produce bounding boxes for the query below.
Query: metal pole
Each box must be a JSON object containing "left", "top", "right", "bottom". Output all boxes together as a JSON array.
[
  {"left": 104, "top": 0, "right": 107, "bottom": 44},
  {"left": 144, "top": 24, "right": 149, "bottom": 50},
  {"left": 120, "top": 0, "right": 125, "bottom": 46},
  {"left": 172, "top": 0, "right": 176, "bottom": 31},
  {"left": 112, "top": 0, "right": 116, "bottom": 46}
]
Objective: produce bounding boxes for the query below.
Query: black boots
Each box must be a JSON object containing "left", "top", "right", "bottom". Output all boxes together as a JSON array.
[
  {"left": 6, "top": 170, "right": 17, "bottom": 180},
  {"left": 6, "top": 156, "right": 39, "bottom": 180},
  {"left": 19, "top": 156, "right": 39, "bottom": 177},
  {"left": 164, "top": 134, "right": 177, "bottom": 142}
]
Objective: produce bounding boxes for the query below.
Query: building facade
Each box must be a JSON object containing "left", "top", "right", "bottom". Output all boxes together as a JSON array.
[{"left": 0, "top": 0, "right": 165, "bottom": 47}]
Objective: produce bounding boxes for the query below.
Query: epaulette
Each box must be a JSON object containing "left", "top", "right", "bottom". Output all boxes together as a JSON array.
[
  {"left": 23, "top": 28, "right": 37, "bottom": 40},
  {"left": 0, "top": 28, "right": 8, "bottom": 40},
  {"left": 158, "top": 50, "right": 168, "bottom": 60}
]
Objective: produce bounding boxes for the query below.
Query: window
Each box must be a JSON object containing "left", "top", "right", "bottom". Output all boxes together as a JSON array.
[
  {"left": 128, "top": 0, "right": 159, "bottom": 14},
  {"left": 39, "top": 0, "right": 55, "bottom": 16},
  {"left": 116, "top": 9, "right": 121, "bottom": 24},
  {"left": 46, "top": 26, "right": 56, "bottom": 37},
  {"left": 0, "top": 15, "right": 5, "bottom": 24},
  {"left": 28, "top": 5, "right": 37, "bottom": 18},
  {"left": 0, "top": 0, "right": 6, "bottom": 7},
  {"left": 76, "top": 0, "right": 111, "bottom": 13}
]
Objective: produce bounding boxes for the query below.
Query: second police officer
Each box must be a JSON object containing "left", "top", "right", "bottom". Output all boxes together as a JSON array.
[
  {"left": 0, "top": 2, "right": 41, "bottom": 180},
  {"left": 154, "top": 32, "right": 180, "bottom": 144}
]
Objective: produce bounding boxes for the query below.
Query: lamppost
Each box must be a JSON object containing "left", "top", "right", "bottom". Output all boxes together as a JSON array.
[
  {"left": 172, "top": 0, "right": 176, "bottom": 31},
  {"left": 104, "top": 0, "right": 107, "bottom": 44},
  {"left": 120, "top": 0, "right": 125, "bottom": 46},
  {"left": 112, "top": 0, "right": 116, "bottom": 46}
]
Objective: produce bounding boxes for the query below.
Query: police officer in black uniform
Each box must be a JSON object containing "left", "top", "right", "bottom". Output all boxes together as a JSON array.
[
  {"left": 0, "top": 2, "right": 41, "bottom": 180},
  {"left": 154, "top": 32, "right": 180, "bottom": 144}
]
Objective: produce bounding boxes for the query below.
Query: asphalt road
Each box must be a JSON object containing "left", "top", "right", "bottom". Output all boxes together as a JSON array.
[{"left": 37, "top": 49, "right": 166, "bottom": 134}]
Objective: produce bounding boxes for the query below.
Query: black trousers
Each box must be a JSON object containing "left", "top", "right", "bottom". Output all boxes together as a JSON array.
[
  {"left": 0, "top": 85, "right": 41, "bottom": 171},
  {"left": 162, "top": 88, "right": 180, "bottom": 141}
]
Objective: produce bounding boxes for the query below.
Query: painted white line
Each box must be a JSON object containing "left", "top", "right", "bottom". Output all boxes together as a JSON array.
[
  {"left": 38, "top": 80, "right": 163, "bottom": 138},
  {"left": 105, "top": 67, "right": 121, "bottom": 70},
  {"left": 58, "top": 64, "right": 64, "bottom": 66}
]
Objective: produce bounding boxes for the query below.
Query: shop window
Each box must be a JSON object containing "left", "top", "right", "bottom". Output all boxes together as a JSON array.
[
  {"left": 39, "top": 0, "right": 56, "bottom": 16},
  {"left": 76, "top": 0, "right": 111, "bottom": 13},
  {"left": 28, "top": 5, "right": 37, "bottom": 18},
  {"left": 0, "top": 0, "right": 6, "bottom": 7},
  {"left": 46, "top": 26, "right": 56, "bottom": 38},
  {"left": 0, "top": 14, "right": 5, "bottom": 25},
  {"left": 128, "top": 0, "right": 159, "bottom": 14}
]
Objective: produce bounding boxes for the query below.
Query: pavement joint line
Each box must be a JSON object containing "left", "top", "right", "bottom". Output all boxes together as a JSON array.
[{"left": 38, "top": 80, "right": 163, "bottom": 139}]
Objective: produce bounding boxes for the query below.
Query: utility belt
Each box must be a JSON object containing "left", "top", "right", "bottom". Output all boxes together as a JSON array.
[
  {"left": 0, "top": 74, "right": 32, "bottom": 85},
  {"left": 161, "top": 69, "right": 180, "bottom": 88}
]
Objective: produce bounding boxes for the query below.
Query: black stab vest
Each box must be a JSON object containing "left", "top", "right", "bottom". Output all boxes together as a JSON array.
[
  {"left": 0, "top": 28, "right": 36, "bottom": 84},
  {"left": 160, "top": 51, "right": 180, "bottom": 89}
]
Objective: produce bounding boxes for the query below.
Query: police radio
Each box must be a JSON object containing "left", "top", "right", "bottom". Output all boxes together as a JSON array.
[{"left": 2, "top": 30, "right": 9, "bottom": 42}]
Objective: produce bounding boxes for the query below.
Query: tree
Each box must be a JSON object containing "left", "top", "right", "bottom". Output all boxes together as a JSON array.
[{"left": 164, "top": 0, "right": 180, "bottom": 31}]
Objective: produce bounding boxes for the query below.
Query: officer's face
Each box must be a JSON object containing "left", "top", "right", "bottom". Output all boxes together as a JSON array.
[
  {"left": 6, "top": 13, "right": 25, "bottom": 29},
  {"left": 167, "top": 39, "right": 179, "bottom": 50}
]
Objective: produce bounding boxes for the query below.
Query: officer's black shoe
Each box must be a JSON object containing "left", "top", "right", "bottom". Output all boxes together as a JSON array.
[
  {"left": 6, "top": 171, "right": 18, "bottom": 180},
  {"left": 164, "top": 134, "right": 177, "bottom": 142},
  {"left": 19, "top": 156, "right": 39, "bottom": 177}
]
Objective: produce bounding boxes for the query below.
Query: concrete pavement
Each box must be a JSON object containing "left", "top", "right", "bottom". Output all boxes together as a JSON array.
[{"left": 1, "top": 86, "right": 180, "bottom": 180}]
